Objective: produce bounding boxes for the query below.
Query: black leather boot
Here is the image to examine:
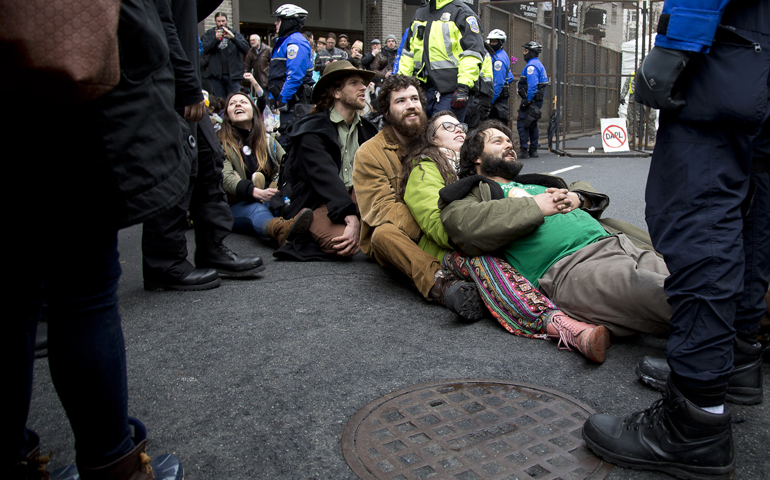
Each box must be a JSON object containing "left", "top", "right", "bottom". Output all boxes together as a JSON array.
[
  {"left": 583, "top": 378, "right": 734, "bottom": 480},
  {"left": 518, "top": 148, "right": 529, "bottom": 159},
  {"left": 528, "top": 147, "right": 539, "bottom": 158},
  {"left": 636, "top": 336, "right": 763, "bottom": 404},
  {"left": 144, "top": 268, "right": 221, "bottom": 291},
  {"left": 195, "top": 234, "right": 264, "bottom": 277}
]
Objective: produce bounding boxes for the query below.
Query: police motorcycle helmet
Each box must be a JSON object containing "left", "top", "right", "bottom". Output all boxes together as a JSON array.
[
  {"left": 271, "top": 4, "right": 308, "bottom": 20},
  {"left": 487, "top": 29, "right": 506, "bottom": 50},
  {"left": 522, "top": 41, "right": 543, "bottom": 54},
  {"left": 272, "top": 4, "right": 308, "bottom": 37}
]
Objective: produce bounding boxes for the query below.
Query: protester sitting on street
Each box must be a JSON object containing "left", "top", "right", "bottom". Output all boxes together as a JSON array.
[
  {"left": 400, "top": 111, "right": 610, "bottom": 362},
  {"left": 353, "top": 75, "right": 484, "bottom": 321},
  {"left": 273, "top": 61, "right": 378, "bottom": 260},
  {"left": 439, "top": 120, "right": 672, "bottom": 337},
  {"left": 242, "top": 72, "right": 264, "bottom": 97},
  {"left": 218, "top": 93, "right": 313, "bottom": 246}
]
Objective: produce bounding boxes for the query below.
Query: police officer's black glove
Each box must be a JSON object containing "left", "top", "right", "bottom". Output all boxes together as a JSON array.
[
  {"left": 520, "top": 99, "right": 530, "bottom": 111},
  {"left": 634, "top": 46, "right": 690, "bottom": 110},
  {"left": 451, "top": 85, "right": 470, "bottom": 110},
  {"left": 275, "top": 99, "right": 288, "bottom": 112}
]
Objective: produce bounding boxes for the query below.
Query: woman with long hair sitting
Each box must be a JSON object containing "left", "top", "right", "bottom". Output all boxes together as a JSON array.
[
  {"left": 400, "top": 111, "right": 610, "bottom": 362},
  {"left": 218, "top": 92, "right": 313, "bottom": 245}
]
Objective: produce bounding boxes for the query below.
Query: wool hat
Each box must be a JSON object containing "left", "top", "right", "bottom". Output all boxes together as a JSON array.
[{"left": 371, "top": 39, "right": 381, "bottom": 44}]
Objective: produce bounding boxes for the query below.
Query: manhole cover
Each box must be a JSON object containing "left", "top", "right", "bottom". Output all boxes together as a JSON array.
[{"left": 342, "top": 379, "right": 612, "bottom": 480}]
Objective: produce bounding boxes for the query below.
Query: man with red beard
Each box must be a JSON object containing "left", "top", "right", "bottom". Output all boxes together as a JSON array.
[
  {"left": 275, "top": 61, "right": 379, "bottom": 260},
  {"left": 353, "top": 75, "right": 484, "bottom": 319}
]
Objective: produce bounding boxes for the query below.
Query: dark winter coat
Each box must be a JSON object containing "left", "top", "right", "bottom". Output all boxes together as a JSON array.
[
  {"left": 201, "top": 24, "right": 250, "bottom": 80},
  {"left": 274, "top": 110, "right": 378, "bottom": 260}
]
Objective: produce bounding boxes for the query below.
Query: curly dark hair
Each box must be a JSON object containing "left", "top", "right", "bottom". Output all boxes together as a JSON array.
[
  {"left": 458, "top": 119, "right": 512, "bottom": 179},
  {"left": 398, "top": 111, "right": 460, "bottom": 198},
  {"left": 376, "top": 75, "right": 426, "bottom": 119}
]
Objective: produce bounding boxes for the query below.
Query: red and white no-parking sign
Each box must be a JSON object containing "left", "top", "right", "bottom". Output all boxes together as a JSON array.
[{"left": 600, "top": 118, "right": 630, "bottom": 153}]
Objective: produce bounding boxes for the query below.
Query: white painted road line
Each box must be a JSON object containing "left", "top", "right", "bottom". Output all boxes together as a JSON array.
[{"left": 549, "top": 165, "right": 582, "bottom": 175}]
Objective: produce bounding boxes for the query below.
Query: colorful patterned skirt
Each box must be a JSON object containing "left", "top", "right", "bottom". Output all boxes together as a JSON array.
[{"left": 443, "top": 251, "right": 555, "bottom": 339}]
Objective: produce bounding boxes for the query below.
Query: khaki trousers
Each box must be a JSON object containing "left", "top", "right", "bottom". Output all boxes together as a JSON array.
[
  {"left": 309, "top": 189, "right": 357, "bottom": 255},
  {"left": 539, "top": 234, "right": 671, "bottom": 336},
  {"left": 369, "top": 223, "right": 441, "bottom": 299}
]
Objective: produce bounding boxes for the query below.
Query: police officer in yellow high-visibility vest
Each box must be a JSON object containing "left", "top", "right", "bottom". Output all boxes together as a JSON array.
[{"left": 398, "top": 0, "right": 486, "bottom": 122}]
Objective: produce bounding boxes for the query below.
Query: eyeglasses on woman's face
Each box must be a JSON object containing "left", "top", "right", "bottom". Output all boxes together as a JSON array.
[{"left": 439, "top": 121, "right": 468, "bottom": 133}]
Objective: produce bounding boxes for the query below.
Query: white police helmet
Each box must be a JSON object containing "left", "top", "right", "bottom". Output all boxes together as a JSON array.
[
  {"left": 271, "top": 4, "right": 308, "bottom": 19},
  {"left": 487, "top": 29, "right": 507, "bottom": 42}
]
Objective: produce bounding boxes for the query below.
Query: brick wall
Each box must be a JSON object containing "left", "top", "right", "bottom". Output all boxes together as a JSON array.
[
  {"left": 202, "top": 0, "right": 233, "bottom": 32},
  {"left": 365, "top": 0, "right": 404, "bottom": 44}
]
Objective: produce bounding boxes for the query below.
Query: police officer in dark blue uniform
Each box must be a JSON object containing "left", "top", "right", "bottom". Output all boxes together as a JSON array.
[
  {"left": 516, "top": 41, "right": 548, "bottom": 158},
  {"left": 268, "top": 4, "right": 314, "bottom": 132},
  {"left": 487, "top": 29, "right": 514, "bottom": 125},
  {"left": 582, "top": 1, "right": 770, "bottom": 478}
]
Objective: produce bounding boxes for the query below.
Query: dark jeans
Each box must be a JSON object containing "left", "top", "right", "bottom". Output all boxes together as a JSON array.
[
  {"left": 425, "top": 86, "right": 469, "bottom": 122},
  {"left": 210, "top": 74, "right": 242, "bottom": 100},
  {"left": 8, "top": 229, "right": 135, "bottom": 470}
]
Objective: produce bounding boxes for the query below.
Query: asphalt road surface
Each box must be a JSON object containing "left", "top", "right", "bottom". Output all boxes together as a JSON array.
[{"left": 28, "top": 143, "right": 769, "bottom": 479}]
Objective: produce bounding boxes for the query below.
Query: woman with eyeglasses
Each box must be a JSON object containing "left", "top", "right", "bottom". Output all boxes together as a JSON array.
[{"left": 400, "top": 111, "right": 608, "bottom": 362}]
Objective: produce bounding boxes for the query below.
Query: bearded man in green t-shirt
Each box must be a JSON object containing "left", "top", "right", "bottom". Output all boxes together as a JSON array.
[{"left": 438, "top": 120, "right": 671, "bottom": 337}]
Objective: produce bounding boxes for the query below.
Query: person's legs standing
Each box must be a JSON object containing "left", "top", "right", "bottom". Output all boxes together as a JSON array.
[
  {"left": 425, "top": 86, "right": 469, "bottom": 122},
  {"left": 192, "top": 119, "right": 264, "bottom": 275},
  {"left": 210, "top": 76, "right": 228, "bottom": 100},
  {"left": 46, "top": 229, "right": 135, "bottom": 467}
]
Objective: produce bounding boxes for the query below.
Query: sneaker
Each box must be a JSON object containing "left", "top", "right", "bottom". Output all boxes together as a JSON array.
[{"left": 583, "top": 378, "right": 735, "bottom": 480}]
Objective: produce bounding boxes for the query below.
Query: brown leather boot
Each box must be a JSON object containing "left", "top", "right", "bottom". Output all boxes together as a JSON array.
[
  {"left": 267, "top": 208, "right": 314, "bottom": 246},
  {"left": 77, "top": 439, "right": 154, "bottom": 480},
  {"left": 546, "top": 311, "right": 610, "bottom": 363},
  {"left": 9, "top": 430, "right": 51, "bottom": 480},
  {"left": 429, "top": 268, "right": 484, "bottom": 320}
]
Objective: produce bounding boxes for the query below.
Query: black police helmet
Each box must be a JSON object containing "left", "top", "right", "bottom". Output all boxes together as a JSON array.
[{"left": 522, "top": 41, "right": 543, "bottom": 54}]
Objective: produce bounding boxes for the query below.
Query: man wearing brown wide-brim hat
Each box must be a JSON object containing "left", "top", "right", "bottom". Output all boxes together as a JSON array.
[{"left": 272, "top": 60, "right": 379, "bottom": 261}]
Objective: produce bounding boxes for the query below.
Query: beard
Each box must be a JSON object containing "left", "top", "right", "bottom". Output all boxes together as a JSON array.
[
  {"left": 339, "top": 89, "right": 366, "bottom": 111},
  {"left": 388, "top": 108, "right": 427, "bottom": 139},
  {"left": 479, "top": 151, "right": 523, "bottom": 181}
]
